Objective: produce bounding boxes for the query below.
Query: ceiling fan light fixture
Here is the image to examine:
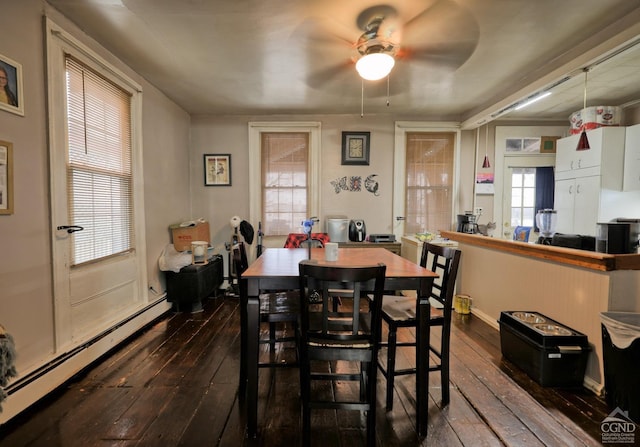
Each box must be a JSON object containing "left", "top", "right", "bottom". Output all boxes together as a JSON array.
[{"left": 356, "top": 53, "right": 395, "bottom": 81}]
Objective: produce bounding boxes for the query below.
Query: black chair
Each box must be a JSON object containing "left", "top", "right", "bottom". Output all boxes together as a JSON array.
[
  {"left": 297, "top": 260, "right": 386, "bottom": 447},
  {"left": 377, "top": 242, "right": 461, "bottom": 410},
  {"left": 233, "top": 242, "right": 299, "bottom": 371}
]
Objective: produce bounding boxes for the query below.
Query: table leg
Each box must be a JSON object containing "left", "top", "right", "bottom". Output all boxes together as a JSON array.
[
  {"left": 416, "top": 294, "right": 430, "bottom": 437},
  {"left": 246, "top": 295, "right": 260, "bottom": 438},
  {"left": 239, "top": 285, "right": 248, "bottom": 395}
]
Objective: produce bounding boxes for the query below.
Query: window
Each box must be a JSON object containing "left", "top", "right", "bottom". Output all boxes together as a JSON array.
[
  {"left": 248, "top": 122, "right": 320, "bottom": 241},
  {"left": 65, "top": 57, "right": 133, "bottom": 265},
  {"left": 261, "top": 132, "right": 309, "bottom": 235},
  {"left": 404, "top": 132, "right": 455, "bottom": 234},
  {"left": 510, "top": 167, "right": 535, "bottom": 226}
]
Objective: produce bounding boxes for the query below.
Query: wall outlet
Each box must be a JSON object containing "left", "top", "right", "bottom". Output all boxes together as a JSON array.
[{"left": 475, "top": 207, "right": 483, "bottom": 216}]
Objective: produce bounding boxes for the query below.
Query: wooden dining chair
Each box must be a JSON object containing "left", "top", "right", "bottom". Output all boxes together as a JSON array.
[
  {"left": 297, "top": 260, "right": 386, "bottom": 447},
  {"left": 377, "top": 242, "right": 461, "bottom": 410},
  {"left": 233, "top": 242, "right": 299, "bottom": 372}
]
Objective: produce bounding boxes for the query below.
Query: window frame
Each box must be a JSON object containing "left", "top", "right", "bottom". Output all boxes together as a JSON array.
[
  {"left": 393, "top": 122, "right": 461, "bottom": 239},
  {"left": 248, "top": 122, "right": 321, "bottom": 241}
]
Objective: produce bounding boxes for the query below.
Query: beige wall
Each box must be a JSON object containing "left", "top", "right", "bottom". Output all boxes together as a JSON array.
[
  {"left": 190, "top": 115, "right": 478, "bottom": 266},
  {"left": 0, "top": 0, "right": 191, "bottom": 388}
]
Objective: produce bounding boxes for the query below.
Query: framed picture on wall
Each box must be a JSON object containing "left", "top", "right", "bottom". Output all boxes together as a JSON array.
[
  {"left": 0, "top": 141, "right": 13, "bottom": 215},
  {"left": 204, "top": 154, "right": 231, "bottom": 186},
  {"left": 540, "top": 136, "right": 560, "bottom": 153},
  {"left": 0, "top": 53, "right": 24, "bottom": 116},
  {"left": 341, "top": 131, "right": 370, "bottom": 165}
]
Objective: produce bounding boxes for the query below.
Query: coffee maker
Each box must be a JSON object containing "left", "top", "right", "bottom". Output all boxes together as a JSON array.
[
  {"left": 456, "top": 213, "right": 478, "bottom": 234},
  {"left": 349, "top": 219, "right": 366, "bottom": 242}
]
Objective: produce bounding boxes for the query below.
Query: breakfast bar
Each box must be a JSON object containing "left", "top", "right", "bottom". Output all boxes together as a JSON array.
[{"left": 440, "top": 231, "right": 640, "bottom": 394}]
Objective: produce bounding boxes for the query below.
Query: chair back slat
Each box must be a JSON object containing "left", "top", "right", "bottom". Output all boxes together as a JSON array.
[
  {"left": 298, "top": 261, "right": 386, "bottom": 344},
  {"left": 419, "top": 243, "right": 462, "bottom": 311}
]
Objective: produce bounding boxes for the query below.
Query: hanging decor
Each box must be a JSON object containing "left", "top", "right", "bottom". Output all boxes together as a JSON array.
[
  {"left": 482, "top": 124, "right": 491, "bottom": 168},
  {"left": 576, "top": 68, "right": 591, "bottom": 151}
]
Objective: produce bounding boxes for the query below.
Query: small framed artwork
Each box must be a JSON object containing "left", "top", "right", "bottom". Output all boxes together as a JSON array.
[
  {"left": 204, "top": 154, "right": 231, "bottom": 186},
  {"left": 0, "top": 54, "right": 24, "bottom": 116},
  {"left": 0, "top": 141, "right": 13, "bottom": 215},
  {"left": 540, "top": 136, "right": 560, "bottom": 153},
  {"left": 341, "top": 131, "right": 370, "bottom": 165}
]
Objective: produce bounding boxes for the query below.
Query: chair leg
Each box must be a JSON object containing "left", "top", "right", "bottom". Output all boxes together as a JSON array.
[
  {"left": 269, "top": 322, "right": 276, "bottom": 350},
  {"left": 386, "top": 324, "right": 398, "bottom": 411},
  {"left": 440, "top": 328, "right": 451, "bottom": 406},
  {"left": 366, "top": 359, "right": 377, "bottom": 447}
]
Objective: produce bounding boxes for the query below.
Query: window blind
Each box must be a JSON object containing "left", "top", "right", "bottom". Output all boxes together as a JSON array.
[
  {"left": 405, "top": 132, "right": 454, "bottom": 234},
  {"left": 261, "top": 132, "right": 309, "bottom": 236},
  {"left": 65, "top": 56, "right": 134, "bottom": 265}
]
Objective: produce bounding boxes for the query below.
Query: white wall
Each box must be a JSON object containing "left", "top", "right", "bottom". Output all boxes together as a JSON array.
[{"left": 0, "top": 0, "right": 191, "bottom": 421}]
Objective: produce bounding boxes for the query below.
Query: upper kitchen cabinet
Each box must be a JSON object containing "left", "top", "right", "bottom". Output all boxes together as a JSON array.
[
  {"left": 554, "top": 127, "right": 627, "bottom": 236},
  {"left": 623, "top": 124, "right": 640, "bottom": 191},
  {"left": 555, "top": 127, "right": 626, "bottom": 190}
]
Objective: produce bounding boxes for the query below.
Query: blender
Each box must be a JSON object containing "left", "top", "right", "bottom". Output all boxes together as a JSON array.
[{"left": 536, "top": 209, "right": 557, "bottom": 244}]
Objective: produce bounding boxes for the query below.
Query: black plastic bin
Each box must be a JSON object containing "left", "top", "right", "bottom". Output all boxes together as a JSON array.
[{"left": 601, "top": 312, "right": 640, "bottom": 423}]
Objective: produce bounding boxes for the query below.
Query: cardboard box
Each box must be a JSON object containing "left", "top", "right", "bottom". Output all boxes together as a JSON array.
[{"left": 170, "top": 221, "right": 210, "bottom": 252}]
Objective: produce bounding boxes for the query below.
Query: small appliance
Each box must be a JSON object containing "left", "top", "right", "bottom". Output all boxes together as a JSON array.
[
  {"left": 349, "top": 219, "right": 366, "bottom": 242},
  {"left": 327, "top": 217, "right": 349, "bottom": 243},
  {"left": 596, "top": 218, "right": 640, "bottom": 254},
  {"left": 535, "top": 209, "right": 557, "bottom": 245},
  {"left": 456, "top": 212, "right": 478, "bottom": 234},
  {"left": 369, "top": 234, "right": 396, "bottom": 243}
]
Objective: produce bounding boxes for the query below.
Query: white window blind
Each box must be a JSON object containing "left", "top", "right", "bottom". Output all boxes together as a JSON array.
[
  {"left": 261, "top": 132, "right": 309, "bottom": 236},
  {"left": 405, "top": 132, "right": 454, "bottom": 234},
  {"left": 65, "top": 56, "right": 134, "bottom": 265}
]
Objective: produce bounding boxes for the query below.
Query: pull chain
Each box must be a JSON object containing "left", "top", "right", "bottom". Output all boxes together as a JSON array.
[
  {"left": 386, "top": 74, "right": 390, "bottom": 107},
  {"left": 361, "top": 79, "right": 364, "bottom": 118}
]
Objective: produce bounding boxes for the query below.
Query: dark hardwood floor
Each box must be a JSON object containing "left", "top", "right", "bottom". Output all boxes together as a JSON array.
[{"left": 0, "top": 294, "right": 610, "bottom": 446}]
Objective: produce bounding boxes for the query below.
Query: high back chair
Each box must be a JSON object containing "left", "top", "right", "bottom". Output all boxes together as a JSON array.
[
  {"left": 377, "top": 242, "right": 461, "bottom": 410},
  {"left": 297, "top": 260, "right": 386, "bottom": 447},
  {"left": 233, "top": 242, "right": 299, "bottom": 375}
]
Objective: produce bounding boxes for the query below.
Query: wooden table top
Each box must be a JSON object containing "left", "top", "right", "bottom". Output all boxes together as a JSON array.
[{"left": 243, "top": 247, "right": 437, "bottom": 279}]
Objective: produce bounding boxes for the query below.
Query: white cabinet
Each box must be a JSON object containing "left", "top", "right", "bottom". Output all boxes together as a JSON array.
[
  {"left": 554, "top": 176, "right": 601, "bottom": 235},
  {"left": 554, "top": 127, "right": 626, "bottom": 236},
  {"left": 623, "top": 124, "right": 640, "bottom": 191},
  {"left": 555, "top": 127, "right": 626, "bottom": 190}
]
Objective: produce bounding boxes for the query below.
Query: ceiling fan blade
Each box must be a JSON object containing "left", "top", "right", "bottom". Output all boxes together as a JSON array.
[
  {"left": 307, "top": 60, "right": 354, "bottom": 89},
  {"left": 397, "top": 39, "right": 478, "bottom": 71},
  {"left": 399, "top": 0, "right": 479, "bottom": 69}
]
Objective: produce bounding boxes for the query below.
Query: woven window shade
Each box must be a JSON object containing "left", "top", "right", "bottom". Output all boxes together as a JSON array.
[
  {"left": 405, "top": 132, "right": 454, "bottom": 234},
  {"left": 261, "top": 132, "right": 309, "bottom": 236}
]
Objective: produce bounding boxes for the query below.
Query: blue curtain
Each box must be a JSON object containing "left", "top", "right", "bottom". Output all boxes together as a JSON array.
[{"left": 534, "top": 167, "right": 555, "bottom": 231}]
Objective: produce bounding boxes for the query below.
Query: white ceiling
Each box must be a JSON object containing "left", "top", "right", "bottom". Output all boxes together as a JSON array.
[{"left": 46, "top": 0, "right": 640, "bottom": 128}]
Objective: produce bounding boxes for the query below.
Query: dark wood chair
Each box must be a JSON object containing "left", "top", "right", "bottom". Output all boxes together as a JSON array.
[
  {"left": 297, "top": 260, "right": 386, "bottom": 447},
  {"left": 233, "top": 242, "right": 299, "bottom": 374},
  {"left": 377, "top": 242, "right": 461, "bottom": 410}
]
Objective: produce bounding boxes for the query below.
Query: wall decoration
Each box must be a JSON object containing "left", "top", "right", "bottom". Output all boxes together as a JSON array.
[
  {"left": 364, "top": 174, "right": 379, "bottom": 196},
  {"left": 330, "top": 176, "right": 348, "bottom": 193},
  {"left": 0, "top": 54, "right": 24, "bottom": 116},
  {"left": 540, "top": 136, "right": 560, "bottom": 153},
  {"left": 330, "top": 173, "right": 380, "bottom": 195},
  {"left": 349, "top": 176, "right": 361, "bottom": 191},
  {"left": 475, "top": 172, "right": 494, "bottom": 195},
  {"left": 0, "top": 141, "right": 13, "bottom": 215},
  {"left": 341, "top": 131, "right": 370, "bottom": 165},
  {"left": 204, "top": 154, "right": 231, "bottom": 186}
]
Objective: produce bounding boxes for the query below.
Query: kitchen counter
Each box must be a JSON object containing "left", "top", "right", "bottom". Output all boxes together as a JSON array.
[
  {"left": 439, "top": 231, "right": 640, "bottom": 395},
  {"left": 440, "top": 231, "right": 640, "bottom": 271}
]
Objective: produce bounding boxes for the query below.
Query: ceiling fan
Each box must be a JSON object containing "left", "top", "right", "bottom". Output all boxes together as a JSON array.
[{"left": 302, "top": 1, "right": 479, "bottom": 92}]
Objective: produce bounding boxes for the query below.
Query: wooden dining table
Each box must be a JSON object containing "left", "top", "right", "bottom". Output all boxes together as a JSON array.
[{"left": 240, "top": 247, "right": 438, "bottom": 438}]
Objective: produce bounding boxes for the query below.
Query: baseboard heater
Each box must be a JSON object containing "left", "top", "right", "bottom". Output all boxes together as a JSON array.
[{"left": 4, "top": 296, "right": 169, "bottom": 405}]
